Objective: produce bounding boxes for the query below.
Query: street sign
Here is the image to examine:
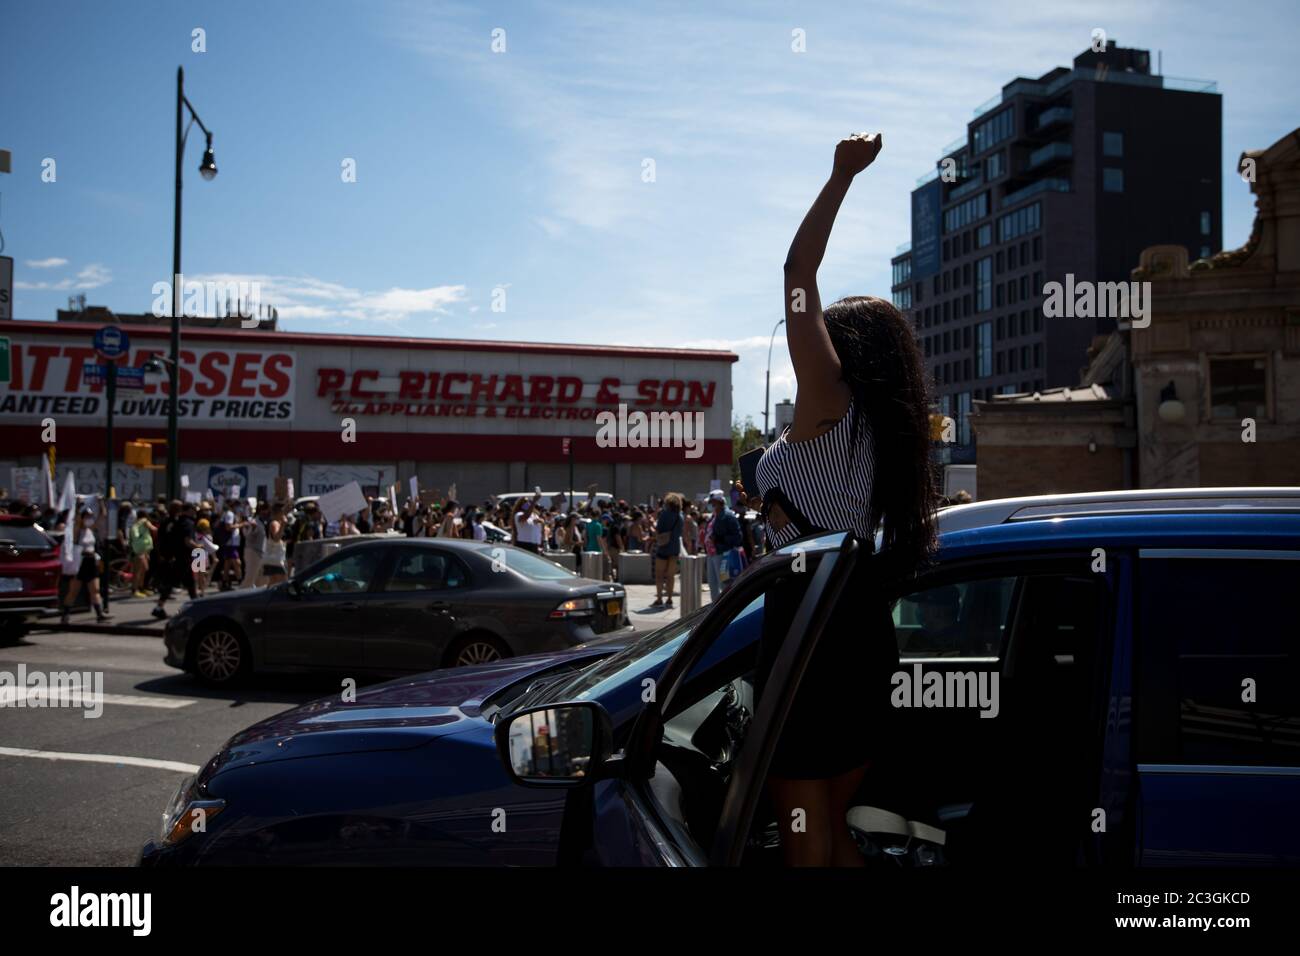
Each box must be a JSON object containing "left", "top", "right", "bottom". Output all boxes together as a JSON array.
[
  {"left": 0, "top": 337, "right": 10, "bottom": 384},
  {"left": 83, "top": 362, "right": 108, "bottom": 386},
  {"left": 115, "top": 366, "right": 145, "bottom": 389},
  {"left": 0, "top": 256, "right": 12, "bottom": 321},
  {"left": 93, "top": 325, "right": 130, "bottom": 360}
]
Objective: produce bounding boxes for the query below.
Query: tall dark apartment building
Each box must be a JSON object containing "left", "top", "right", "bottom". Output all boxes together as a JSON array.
[{"left": 891, "top": 43, "right": 1221, "bottom": 462}]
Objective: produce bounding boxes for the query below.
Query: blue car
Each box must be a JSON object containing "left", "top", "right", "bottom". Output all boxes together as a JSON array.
[{"left": 140, "top": 488, "right": 1300, "bottom": 866}]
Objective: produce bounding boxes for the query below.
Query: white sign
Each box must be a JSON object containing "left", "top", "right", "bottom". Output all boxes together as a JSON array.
[
  {"left": 316, "top": 480, "right": 367, "bottom": 523},
  {"left": 182, "top": 464, "right": 277, "bottom": 503},
  {"left": 301, "top": 463, "right": 395, "bottom": 497},
  {"left": 55, "top": 462, "right": 153, "bottom": 501},
  {"left": 409, "top": 475, "right": 418, "bottom": 503},
  {"left": 9, "top": 466, "right": 42, "bottom": 503}
]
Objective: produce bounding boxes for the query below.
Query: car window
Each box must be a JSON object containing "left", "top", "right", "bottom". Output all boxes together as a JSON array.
[
  {"left": 383, "top": 550, "right": 466, "bottom": 592},
  {"left": 492, "top": 546, "right": 577, "bottom": 581},
  {"left": 0, "top": 522, "right": 55, "bottom": 550},
  {"left": 1142, "top": 556, "right": 1298, "bottom": 766},
  {"left": 894, "top": 575, "right": 1017, "bottom": 658},
  {"left": 299, "top": 549, "right": 382, "bottom": 594}
]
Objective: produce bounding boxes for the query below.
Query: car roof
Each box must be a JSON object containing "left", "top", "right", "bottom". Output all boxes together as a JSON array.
[
  {"left": 936, "top": 486, "right": 1300, "bottom": 535},
  {"left": 936, "top": 509, "right": 1300, "bottom": 563}
]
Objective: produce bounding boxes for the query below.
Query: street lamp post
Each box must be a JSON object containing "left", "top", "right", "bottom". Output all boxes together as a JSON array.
[
  {"left": 169, "top": 66, "right": 218, "bottom": 500},
  {"left": 763, "top": 318, "right": 785, "bottom": 442}
]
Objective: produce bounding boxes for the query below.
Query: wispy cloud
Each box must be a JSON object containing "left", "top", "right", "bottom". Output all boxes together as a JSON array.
[
  {"left": 188, "top": 273, "right": 469, "bottom": 327},
  {"left": 16, "top": 262, "right": 112, "bottom": 291},
  {"left": 25, "top": 257, "right": 68, "bottom": 269}
]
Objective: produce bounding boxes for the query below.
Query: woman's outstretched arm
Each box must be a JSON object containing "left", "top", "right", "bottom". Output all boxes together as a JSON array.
[{"left": 783, "top": 132, "right": 882, "bottom": 439}]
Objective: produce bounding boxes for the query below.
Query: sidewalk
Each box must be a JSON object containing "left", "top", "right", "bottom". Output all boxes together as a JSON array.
[{"left": 32, "top": 580, "right": 713, "bottom": 637}]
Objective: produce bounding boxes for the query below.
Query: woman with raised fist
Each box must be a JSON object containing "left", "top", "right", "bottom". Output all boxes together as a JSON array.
[{"left": 754, "top": 133, "right": 938, "bottom": 866}]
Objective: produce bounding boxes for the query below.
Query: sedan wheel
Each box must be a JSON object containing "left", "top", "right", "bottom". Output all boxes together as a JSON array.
[
  {"left": 194, "top": 628, "right": 245, "bottom": 684},
  {"left": 454, "top": 638, "right": 504, "bottom": 667}
]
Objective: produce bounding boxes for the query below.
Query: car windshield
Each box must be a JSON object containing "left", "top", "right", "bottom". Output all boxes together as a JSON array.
[
  {"left": 489, "top": 546, "right": 579, "bottom": 581},
  {"left": 545, "top": 608, "right": 706, "bottom": 703}
]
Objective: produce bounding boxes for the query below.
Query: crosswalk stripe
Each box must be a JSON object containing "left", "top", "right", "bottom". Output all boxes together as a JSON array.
[
  {"left": 0, "top": 746, "right": 200, "bottom": 773},
  {"left": 0, "top": 689, "right": 196, "bottom": 709}
]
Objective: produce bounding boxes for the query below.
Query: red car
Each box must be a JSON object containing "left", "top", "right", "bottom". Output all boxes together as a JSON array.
[{"left": 0, "top": 514, "right": 61, "bottom": 645}]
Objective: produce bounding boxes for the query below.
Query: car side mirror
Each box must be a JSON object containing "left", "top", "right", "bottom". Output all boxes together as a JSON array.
[{"left": 494, "top": 701, "right": 614, "bottom": 788}]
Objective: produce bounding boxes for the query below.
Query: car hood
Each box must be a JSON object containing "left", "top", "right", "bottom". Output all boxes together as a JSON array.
[{"left": 200, "top": 636, "right": 634, "bottom": 781}]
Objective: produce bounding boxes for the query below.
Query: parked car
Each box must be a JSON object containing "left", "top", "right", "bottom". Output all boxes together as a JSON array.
[
  {"left": 162, "top": 538, "right": 628, "bottom": 685},
  {"left": 140, "top": 489, "right": 1300, "bottom": 866},
  {"left": 0, "top": 515, "right": 61, "bottom": 645}
]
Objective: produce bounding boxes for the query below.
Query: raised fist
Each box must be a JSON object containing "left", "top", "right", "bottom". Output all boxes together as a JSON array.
[{"left": 833, "top": 132, "right": 882, "bottom": 177}]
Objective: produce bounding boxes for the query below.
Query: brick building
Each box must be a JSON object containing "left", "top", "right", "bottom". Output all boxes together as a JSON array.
[{"left": 973, "top": 126, "right": 1300, "bottom": 499}]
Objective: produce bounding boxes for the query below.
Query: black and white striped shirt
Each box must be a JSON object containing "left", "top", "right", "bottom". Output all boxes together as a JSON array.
[{"left": 754, "top": 397, "right": 876, "bottom": 549}]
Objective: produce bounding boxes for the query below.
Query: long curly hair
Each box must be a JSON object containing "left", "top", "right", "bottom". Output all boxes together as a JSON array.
[{"left": 821, "top": 295, "right": 938, "bottom": 574}]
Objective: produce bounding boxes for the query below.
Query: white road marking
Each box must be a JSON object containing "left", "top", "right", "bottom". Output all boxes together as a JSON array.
[
  {"left": 0, "top": 688, "right": 196, "bottom": 709},
  {"left": 0, "top": 746, "right": 199, "bottom": 774}
]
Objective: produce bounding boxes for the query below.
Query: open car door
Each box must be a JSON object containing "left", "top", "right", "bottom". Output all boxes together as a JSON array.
[{"left": 579, "top": 532, "right": 862, "bottom": 866}]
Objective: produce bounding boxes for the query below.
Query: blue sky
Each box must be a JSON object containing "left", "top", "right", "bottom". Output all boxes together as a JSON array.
[{"left": 3, "top": 0, "right": 1297, "bottom": 424}]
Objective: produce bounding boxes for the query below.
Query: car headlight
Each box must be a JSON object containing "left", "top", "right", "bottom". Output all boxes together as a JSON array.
[
  {"left": 549, "top": 597, "right": 595, "bottom": 619},
  {"left": 159, "top": 777, "right": 225, "bottom": 845}
]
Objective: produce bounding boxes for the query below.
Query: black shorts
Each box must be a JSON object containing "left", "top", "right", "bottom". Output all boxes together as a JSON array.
[
  {"left": 75, "top": 554, "right": 99, "bottom": 583},
  {"left": 262, "top": 563, "right": 285, "bottom": 576},
  {"left": 757, "top": 554, "right": 899, "bottom": 779}
]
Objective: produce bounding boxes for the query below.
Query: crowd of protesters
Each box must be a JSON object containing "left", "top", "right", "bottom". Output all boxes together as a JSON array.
[{"left": 0, "top": 476, "right": 790, "bottom": 623}]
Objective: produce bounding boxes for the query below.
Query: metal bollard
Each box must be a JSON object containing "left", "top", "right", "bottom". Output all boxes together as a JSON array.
[
  {"left": 580, "top": 551, "right": 604, "bottom": 581},
  {"left": 679, "top": 555, "right": 702, "bottom": 615}
]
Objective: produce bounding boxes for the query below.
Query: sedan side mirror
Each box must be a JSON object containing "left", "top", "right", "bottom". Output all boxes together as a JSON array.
[{"left": 494, "top": 701, "right": 614, "bottom": 788}]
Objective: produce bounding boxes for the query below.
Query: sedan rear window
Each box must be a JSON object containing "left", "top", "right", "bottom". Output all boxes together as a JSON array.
[{"left": 492, "top": 547, "right": 578, "bottom": 581}]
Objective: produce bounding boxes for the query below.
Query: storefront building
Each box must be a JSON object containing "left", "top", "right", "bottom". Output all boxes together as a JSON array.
[{"left": 0, "top": 319, "right": 737, "bottom": 507}]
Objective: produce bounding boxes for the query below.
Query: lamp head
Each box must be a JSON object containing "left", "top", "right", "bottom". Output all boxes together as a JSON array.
[{"left": 199, "top": 134, "right": 218, "bottom": 181}]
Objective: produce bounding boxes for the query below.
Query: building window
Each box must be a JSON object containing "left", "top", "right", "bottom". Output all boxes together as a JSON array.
[
  {"left": 944, "top": 192, "right": 989, "bottom": 232},
  {"left": 998, "top": 201, "right": 1041, "bottom": 242},
  {"left": 1103, "top": 168, "right": 1124, "bottom": 193},
  {"left": 976, "top": 321, "right": 993, "bottom": 377},
  {"left": 973, "top": 109, "right": 1014, "bottom": 154},
  {"left": 977, "top": 223, "right": 992, "bottom": 248},
  {"left": 1021, "top": 345, "right": 1031, "bottom": 369},
  {"left": 975, "top": 256, "right": 993, "bottom": 312},
  {"left": 1032, "top": 236, "right": 1042, "bottom": 260},
  {"left": 985, "top": 151, "right": 1005, "bottom": 179},
  {"left": 957, "top": 392, "right": 973, "bottom": 445},
  {"left": 1008, "top": 244, "right": 1018, "bottom": 270},
  {"left": 996, "top": 351, "right": 1004, "bottom": 374},
  {"left": 1103, "top": 131, "right": 1124, "bottom": 157},
  {"left": 1201, "top": 211, "right": 1212, "bottom": 235},
  {"left": 1208, "top": 356, "right": 1268, "bottom": 420}
]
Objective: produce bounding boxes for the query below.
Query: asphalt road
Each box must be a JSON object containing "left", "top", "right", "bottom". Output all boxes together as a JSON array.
[
  {"left": 1, "top": 580, "right": 700, "bottom": 866},
  {"left": 0, "top": 629, "right": 334, "bottom": 866}
]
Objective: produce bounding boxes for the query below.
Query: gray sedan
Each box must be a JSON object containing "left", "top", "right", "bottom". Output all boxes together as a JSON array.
[{"left": 162, "top": 539, "right": 628, "bottom": 685}]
